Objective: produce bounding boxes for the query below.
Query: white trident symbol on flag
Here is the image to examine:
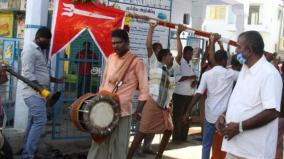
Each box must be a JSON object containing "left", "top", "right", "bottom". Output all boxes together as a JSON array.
[{"left": 62, "top": 3, "right": 115, "bottom": 20}]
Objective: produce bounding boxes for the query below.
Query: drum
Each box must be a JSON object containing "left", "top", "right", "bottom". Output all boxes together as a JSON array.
[{"left": 70, "top": 91, "right": 120, "bottom": 137}]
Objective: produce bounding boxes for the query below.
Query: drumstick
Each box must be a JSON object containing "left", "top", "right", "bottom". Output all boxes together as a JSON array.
[{"left": 0, "top": 63, "right": 60, "bottom": 106}]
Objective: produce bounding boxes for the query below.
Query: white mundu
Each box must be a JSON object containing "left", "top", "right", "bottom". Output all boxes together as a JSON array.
[{"left": 222, "top": 56, "right": 283, "bottom": 159}]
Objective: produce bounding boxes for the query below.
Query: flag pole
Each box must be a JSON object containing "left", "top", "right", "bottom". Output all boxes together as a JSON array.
[
  {"left": 126, "top": 12, "right": 238, "bottom": 47},
  {"left": 126, "top": 12, "right": 275, "bottom": 54}
]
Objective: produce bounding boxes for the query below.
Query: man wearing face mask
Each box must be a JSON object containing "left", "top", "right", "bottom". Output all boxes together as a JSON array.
[
  {"left": 21, "top": 27, "right": 63, "bottom": 159},
  {"left": 215, "top": 31, "right": 283, "bottom": 159}
]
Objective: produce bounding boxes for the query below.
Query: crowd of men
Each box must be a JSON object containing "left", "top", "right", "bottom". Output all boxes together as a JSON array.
[{"left": 0, "top": 21, "right": 284, "bottom": 159}]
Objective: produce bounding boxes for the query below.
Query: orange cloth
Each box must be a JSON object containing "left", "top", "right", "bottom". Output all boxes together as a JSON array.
[
  {"left": 211, "top": 132, "right": 226, "bottom": 159},
  {"left": 108, "top": 53, "right": 136, "bottom": 83},
  {"left": 99, "top": 51, "right": 148, "bottom": 117},
  {"left": 139, "top": 96, "right": 173, "bottom": 133}
]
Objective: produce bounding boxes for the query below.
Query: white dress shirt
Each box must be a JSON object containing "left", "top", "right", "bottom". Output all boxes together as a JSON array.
[
  {"left": 196, "top": 65, "right": 239, "bottom": 123},
  {"left": 222, "top": 56, "right": 283, "bottom": 159}
]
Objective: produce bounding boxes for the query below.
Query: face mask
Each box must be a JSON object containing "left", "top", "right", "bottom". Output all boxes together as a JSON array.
[
  {"left": 36, "top": 38, "right": 50, "bottom": 50},
  {"left": 38, "top": 43, "right": 50, "bottom": 50},
  {"left": 236, "top": 53, "right": 246, "bottom": 65}
]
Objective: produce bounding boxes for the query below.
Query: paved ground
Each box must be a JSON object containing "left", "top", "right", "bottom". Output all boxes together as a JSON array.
[
  {"left": 10, "top": 127, "right": 202, "bottom": 159},
  {"left": 9, "top": 126, "right": 284, "bottom": 159},
  {"left": 132, "top": 127, "right": 203, "bottom": 159}
]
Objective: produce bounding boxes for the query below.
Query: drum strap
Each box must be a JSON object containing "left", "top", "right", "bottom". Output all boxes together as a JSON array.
[{"left": 112, "top": 54, "right": 137, "bottom": 93}]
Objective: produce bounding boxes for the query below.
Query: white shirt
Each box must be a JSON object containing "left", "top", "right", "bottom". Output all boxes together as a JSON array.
[
  {"left": 174, "top": 58, "right": 196, "bottom": 96},
  {"left": 196, "top": 66, "right": 239, "bottom": 123},
  {"left": 222, "top": 56, "right": 283, "bottom": 159},
  {"left": 148, "top": 53, "right": 158, "bottom": 69}
]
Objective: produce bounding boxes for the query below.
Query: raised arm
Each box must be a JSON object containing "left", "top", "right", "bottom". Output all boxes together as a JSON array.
[
  {"left": 146, "top": 21, "right": 158, "bottom": 58},
  {"left": 218, "top": 40, "right": 224, "bottom": 51},
  {"left": 176, "top": 24, "right": 186, "bottom": 65},
  {"left": 208, "top": 33, "right": 221, "bottom": 67}
]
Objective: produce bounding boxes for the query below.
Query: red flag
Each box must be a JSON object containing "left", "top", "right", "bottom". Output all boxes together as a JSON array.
[{"left": 50, "top": 0, "right": 126, "bottom": 58}]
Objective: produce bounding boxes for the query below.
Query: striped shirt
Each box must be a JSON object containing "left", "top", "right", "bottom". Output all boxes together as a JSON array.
[{"left": 149, "top": 62, "right": 175, "bottom": 109}]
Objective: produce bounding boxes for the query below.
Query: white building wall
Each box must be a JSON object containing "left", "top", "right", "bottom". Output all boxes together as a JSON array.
[
  {"left": 245, "top": 0, "right": 283, "bottom": 53},
  {"left": 191, "top": 0, "right": 208, "bottom": 30},
  {"left": 203, "top": 5, "right": 238, "bottom": 41},
  {"left": 171, "top": 0, "right": 192, "bottom": 24},
  {"left": 202, "top": 0, "right": 284, "bottom": 53},
  {"left": 170, "top": 0, "right": 192, "bottom": 56}
]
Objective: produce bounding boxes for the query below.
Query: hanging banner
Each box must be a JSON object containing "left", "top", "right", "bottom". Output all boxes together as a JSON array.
[{"left": 50, "top": 0, "right": 126, "bottom": 58}]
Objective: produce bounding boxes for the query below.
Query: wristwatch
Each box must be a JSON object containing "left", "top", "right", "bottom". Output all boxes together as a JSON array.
[{"left": 239, "top": 122, "right": 243, "bottom": 133}]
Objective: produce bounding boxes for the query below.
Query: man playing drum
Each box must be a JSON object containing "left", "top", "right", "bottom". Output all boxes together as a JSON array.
[{"left": 87, "top": 29, "right": 148, "bottom": 159}]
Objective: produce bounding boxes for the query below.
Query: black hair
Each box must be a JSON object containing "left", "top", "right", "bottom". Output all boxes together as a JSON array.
[
  {"left": 183, "top": 46, "right": 193, "bottom": 54},
  {"left": 111, "top": 29, "right": 129, "bottom": 42},
  {"left": 231, "top": 54, "right": 242, "bottom": 67},
  {"left": 157, "top": 49, "right": 171, "bottom": 62},
  {"left": 239, "top": 31, "right": 264, "bottom": 56},
  {"left": 35, "top": 27, "right": 52, "bottom": 39},
  {"left": 152, "top": 42, "right": 162, "bottom": 52},
  {"left": 215, "top": 49, "right": 228, "bottom": 62}
]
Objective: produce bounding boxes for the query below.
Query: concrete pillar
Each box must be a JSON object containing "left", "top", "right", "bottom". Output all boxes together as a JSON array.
[{"left": 14, "top": 0, "right": 49, "bottom": 129}]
